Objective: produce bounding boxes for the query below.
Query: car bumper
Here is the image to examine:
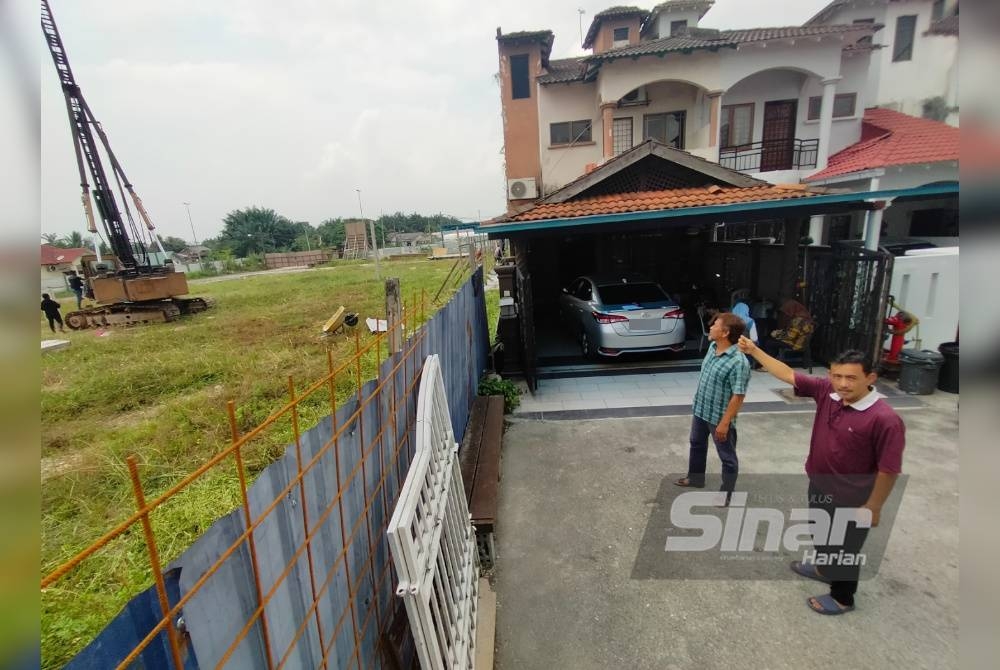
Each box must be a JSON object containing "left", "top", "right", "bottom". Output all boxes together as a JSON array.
[{"left": 594, "top": 325, "right": 687, "bottom": 355}]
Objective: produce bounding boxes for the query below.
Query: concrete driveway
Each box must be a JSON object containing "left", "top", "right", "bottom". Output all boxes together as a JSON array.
[{"left": 492, "top": 390, "right": 958, "bottom": 669}]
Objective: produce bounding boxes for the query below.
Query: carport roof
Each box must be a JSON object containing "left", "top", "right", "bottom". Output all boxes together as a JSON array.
[
  {"left": 501, "top": 184, "right": 812, "bottom": 222},
  {"left": 481, "top": 182, "right": 958, "bottom": 235}
]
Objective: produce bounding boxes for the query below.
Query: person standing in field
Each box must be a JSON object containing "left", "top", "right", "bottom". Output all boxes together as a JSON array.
[{"left": 41, "top": 294, "right": 67, "bottom": 333}]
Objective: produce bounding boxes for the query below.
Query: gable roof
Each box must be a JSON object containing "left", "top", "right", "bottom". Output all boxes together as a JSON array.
[
  {"left": 40, "top": 244, "right": 90, "bottom": 266},
  {"left": 806, "top": 107, "right": 959, "bottom": 181},
  {"left": 541, "top": 139, "right": 766, "bottom": 205},
  {"left": 497, "top": 184, "right": 813, "bottom": 223},
  {"left": 582, "top": 23, "right": 878, "bottom": 64},
  {"left": 583, "top": 6, "right": 648, "bottom": 48},
  {"left": 486, "top": 139, "right": 821, "bottom": 226}
]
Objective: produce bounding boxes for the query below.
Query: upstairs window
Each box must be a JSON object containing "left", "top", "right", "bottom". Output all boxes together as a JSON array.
[
  {"left": 807, "top": 93, "right": 858, "bottom": 120},
  {"left": 510, "top": 54, "right": 530, "bottom": 99},
  {"left": 893, "top": 15, "right": 917, "bottom": 61},
  {"left": 670, "top": 20, "right": 688, "bottom": 36},
  {"left": 853, "top": 18, "right": 875, "bottom": 46},
  {"left": 643, "top": 111, "right": 686, "bottom": 149},
  {"left": 720, "top": 103, "right": 754, "bottom": 148},
  {"left": 612, "top": 27, "right": 629, "bottom": 43},
  {"left": 932, "top": 0, "right": 945, "bottom": 21},
  {"left": 550, "top": 120, "right": 593, "bottom": 146}
]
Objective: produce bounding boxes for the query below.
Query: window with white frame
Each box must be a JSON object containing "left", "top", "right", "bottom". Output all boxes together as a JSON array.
[
  {"left": 720, "top": 103, "right": 753, "bottom": 148},
  {"left": 550, "top": 120, "right": 592, "bottom": 146},
  {"left": 612, "top": 118, "right": 633, "bottom": 155},
  {"left": 807, "top": 93, "right": 857, "bottom": 120}
]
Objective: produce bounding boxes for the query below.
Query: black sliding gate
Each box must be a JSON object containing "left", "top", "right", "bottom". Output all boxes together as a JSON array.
[{"left": 806, "top": 242, "right": 894, "bottom": 367}]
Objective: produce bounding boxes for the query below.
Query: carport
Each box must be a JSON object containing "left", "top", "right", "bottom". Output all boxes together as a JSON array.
[{"left": 483, "top": 140, "right": 958, "bottom": 389}]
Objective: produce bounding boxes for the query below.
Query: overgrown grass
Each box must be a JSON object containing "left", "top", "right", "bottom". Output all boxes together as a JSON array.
[{"left": 40, "top": 258, "right": 477, "bottom": 668}]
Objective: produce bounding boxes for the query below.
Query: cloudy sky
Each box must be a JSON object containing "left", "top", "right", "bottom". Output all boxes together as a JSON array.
[{"left": 39, "top": 0, "right": 829, "bottom": 243}]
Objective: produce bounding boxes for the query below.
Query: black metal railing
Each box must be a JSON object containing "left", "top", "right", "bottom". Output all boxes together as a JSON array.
[{"left": 719, "top": 138, "right": 819, "bottom": 173}]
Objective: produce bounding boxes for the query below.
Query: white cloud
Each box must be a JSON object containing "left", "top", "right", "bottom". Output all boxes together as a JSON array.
[{"left": 40, "top": 0, "right": 827, "bottom": 241}]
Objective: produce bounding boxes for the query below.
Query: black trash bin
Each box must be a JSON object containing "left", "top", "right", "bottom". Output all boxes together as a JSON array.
[
  {"left": 898, "top": 349, "right": 945, "bottom": 395},
  {"left": 937, "top": 342, "right": 959, "bottom": 393}
]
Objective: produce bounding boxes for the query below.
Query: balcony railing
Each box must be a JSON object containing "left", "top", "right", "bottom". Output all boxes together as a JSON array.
[{"left": 719, "top": 138, "right": 819, "bottom": 173}]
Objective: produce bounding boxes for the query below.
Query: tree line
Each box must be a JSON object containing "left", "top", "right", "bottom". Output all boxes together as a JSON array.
[{"left": 43, "top": 209, "right": 466, "bottom": 260}]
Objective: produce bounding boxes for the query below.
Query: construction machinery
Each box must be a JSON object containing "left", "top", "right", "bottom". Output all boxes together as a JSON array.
[{"left": 42, "top": 0, "right": 212, "bottom": 329}]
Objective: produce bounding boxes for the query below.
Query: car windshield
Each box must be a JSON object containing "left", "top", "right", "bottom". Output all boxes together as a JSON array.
[{"left": 596, "top": 282, "right": 669, "bottom": 306}]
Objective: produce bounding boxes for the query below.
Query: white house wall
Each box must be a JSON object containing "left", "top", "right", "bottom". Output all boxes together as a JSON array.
[
  {"left": 537, "top": 82, "right": 602, "bottom": 193},
  {"left": 818, "top": 0, "right": 957, "bottom": 121},
  {"left": 652, "top": 11, "right": 705, "bottom": 38},
  {"left": 890, "top": 248, "right": 959, "bottom": 351}
]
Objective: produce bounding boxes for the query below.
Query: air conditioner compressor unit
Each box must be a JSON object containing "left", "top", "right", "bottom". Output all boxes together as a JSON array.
[{"left": 507, "top": 177, "right": 538, "bottom": 200}]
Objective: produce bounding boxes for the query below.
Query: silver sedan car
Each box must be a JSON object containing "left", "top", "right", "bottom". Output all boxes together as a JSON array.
[{"left": 558, "top": 275, "right": 687, "bottom": 358}]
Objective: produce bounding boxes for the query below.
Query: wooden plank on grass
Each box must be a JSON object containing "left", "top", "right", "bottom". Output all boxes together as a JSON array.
[{"left": 469, "top": 395, "right": 505, "bottom": 526}]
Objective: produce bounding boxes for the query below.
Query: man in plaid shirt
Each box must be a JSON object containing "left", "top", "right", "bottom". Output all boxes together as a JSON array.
[{"left": 675, "top": 312, "right": 750, "bottom": 501}]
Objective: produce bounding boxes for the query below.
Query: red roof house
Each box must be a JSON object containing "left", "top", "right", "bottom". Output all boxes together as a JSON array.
[{"left": 806, "top": 107, "right": 959, "bottom": 182}]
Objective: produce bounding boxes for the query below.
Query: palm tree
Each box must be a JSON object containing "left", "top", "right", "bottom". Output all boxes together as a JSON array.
[
  {"left": 61, "top": 231, "right": 86, "bottom": 248},
  {"left": 41, "top": 233, "right": 61, "bottom": 245}
]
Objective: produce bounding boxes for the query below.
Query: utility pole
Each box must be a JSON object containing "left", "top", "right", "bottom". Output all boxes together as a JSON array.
[
  {"left": 182, "top": 202, "right": 199, "bottom": 245},
  {"left": 578, "top": 9, "right": 586, "bottom": 47}
]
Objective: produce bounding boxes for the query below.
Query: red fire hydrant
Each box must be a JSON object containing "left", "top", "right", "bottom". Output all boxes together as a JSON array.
[{"left": 884, "top": 310, "right": 917, "bottom": 363}]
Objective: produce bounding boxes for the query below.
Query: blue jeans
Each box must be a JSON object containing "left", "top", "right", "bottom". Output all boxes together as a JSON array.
[{"left": 685, "top": 415, "right": 738, "bottom": 493}]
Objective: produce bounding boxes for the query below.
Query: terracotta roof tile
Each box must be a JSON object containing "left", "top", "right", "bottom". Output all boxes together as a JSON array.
[
  {"left": 538, "top": 57, "right": 589, "bottom": 84},
  {"left": 587, "top": 23, "right": 876, "bottom": 62},
  {"left": 806, "top": 107, "right": 959, "bottom": 181},
  {"left": 40, "top": 244, "right": 90, "bottom": 266},
  {"left": 492, "top": 185, "right": 813, "bottom": 224}
]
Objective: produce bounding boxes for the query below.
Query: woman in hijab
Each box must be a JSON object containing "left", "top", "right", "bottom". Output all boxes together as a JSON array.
[{"left": 732, "top": 302, "right": 758, "bottom": 343}]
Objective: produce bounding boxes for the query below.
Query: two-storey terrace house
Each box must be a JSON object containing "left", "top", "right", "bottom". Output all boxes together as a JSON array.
[{"left": 497, "top": 1, "right": 881, "bottom": 212}]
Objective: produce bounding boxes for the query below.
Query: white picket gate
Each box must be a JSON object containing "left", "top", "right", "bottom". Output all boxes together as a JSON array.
[{"left": 387, "top": 355, "right": 480, "bottom": 669}]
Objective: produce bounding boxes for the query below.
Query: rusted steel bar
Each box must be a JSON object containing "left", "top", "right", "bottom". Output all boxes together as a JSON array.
[
  {"left": 125, "top": 456, "right": 185, "bottom": 670},
  {"left": 288, "top": 376, "right": 326, "bottom": 668},
  {"left": 227, "top": 401, "right": 275, "bottom": 670}
]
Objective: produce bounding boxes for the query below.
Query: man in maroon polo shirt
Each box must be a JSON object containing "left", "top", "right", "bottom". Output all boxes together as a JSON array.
[{"left": 738, "top": 338, "right": 905, "bottom": 616}]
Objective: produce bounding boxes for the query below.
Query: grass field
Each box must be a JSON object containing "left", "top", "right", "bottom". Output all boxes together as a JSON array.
[{"left": 41, "top": 257, "right": 497, "bottom": 668}]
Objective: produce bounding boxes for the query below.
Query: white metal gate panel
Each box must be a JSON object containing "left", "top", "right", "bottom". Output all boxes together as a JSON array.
[{"left": 387, "top": 355, "right": 480, "bottom": 669}]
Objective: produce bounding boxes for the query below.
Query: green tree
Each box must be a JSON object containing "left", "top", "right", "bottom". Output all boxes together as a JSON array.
[
  {"left": 218, "top": 207, "right": 299, "bottom": 256},
  {"left": 61, "top": 231, "right": 86, "bottom": 248},
  {"left": 157, "top": 235, "right": 189, "bottom": 253},
  {"left": 41, "top": 232, "right": 61, "bottom": 245}
]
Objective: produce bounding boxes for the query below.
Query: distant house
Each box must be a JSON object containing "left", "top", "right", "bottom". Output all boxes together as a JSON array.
[
  {"left": 172, "top": 245, "right": 212, "bottom": 263},
  {"left": 387, "top": 232, "right": 437, "bottom": 248},
  {"left": 40, "top": 244, "right": 91, "bottom": 292}
]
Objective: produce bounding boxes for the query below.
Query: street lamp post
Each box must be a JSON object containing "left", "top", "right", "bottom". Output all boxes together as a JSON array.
[{"left": 183, "top": 202, "right": 199, "bottom": 246}]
